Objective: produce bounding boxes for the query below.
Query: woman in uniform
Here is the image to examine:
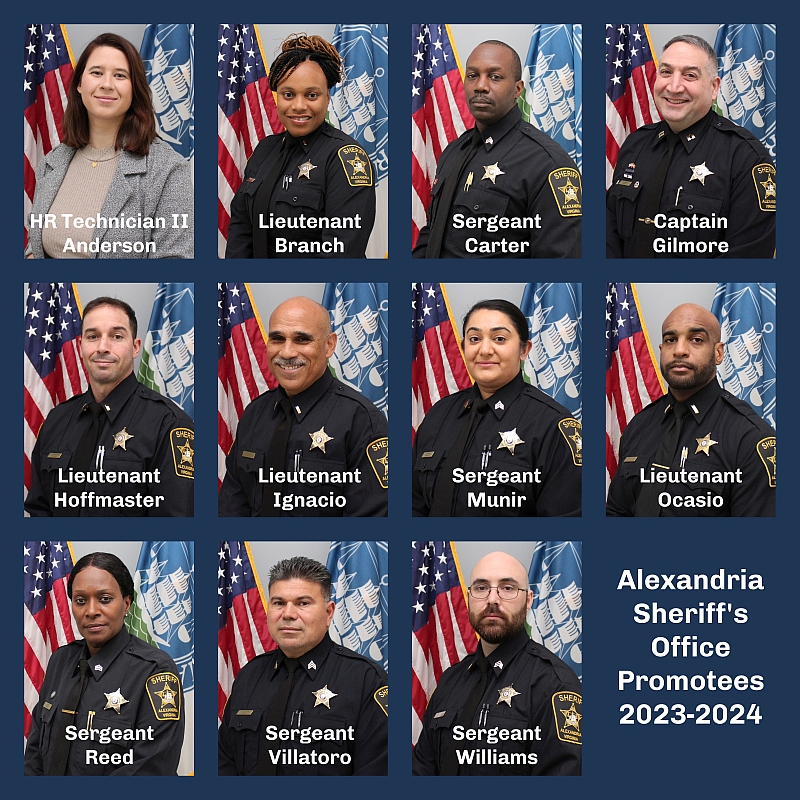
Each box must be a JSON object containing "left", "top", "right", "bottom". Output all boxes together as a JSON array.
[
  {"left": 24, "top": 552, "right": 184, "bottom": 775},
  {"left": 225, "top": 34, "right": 376, "bottom": 258},
  {"left": 412, "top": 299, "right": 582, "bottom": 516}
]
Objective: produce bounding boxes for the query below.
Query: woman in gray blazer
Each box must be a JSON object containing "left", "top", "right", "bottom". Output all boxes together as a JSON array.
[{"left": 26, "top": 32, "right": 193, "bottom": 259}]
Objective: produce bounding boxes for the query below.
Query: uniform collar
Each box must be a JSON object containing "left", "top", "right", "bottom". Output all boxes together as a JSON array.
[
  {"left": 665, "top": 378, "right": 722, "bottom": 426},
  {"left": 273, "top": 632, "right": 333, "bottom": 680},
  {"left": 274, "top": 369, "right": 335, "bottom": 421},
  {"left": 655, "top": 108, "right": 715, "bottom": 155},
  {"left": 84, "top": 372, "right": 139, "bottom": 423},
  {"left": 284, "top": 122, "right": 327, "bottom": 154},
  {"left": 473, "top": 105, "right": 522, "bottom": 151},
  {"left": 472, "top": 628, "right": 530, "bottom": 677},
  {"left": 461, "top": 372, "right": 526, "bottom": 420},
  {"left": 81, "top": 627, "right": 132, "bottom": 681}
]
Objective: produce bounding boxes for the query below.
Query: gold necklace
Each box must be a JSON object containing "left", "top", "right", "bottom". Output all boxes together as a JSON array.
[{"left": 80, "top": 144, "right": 118, "bottom": 168}]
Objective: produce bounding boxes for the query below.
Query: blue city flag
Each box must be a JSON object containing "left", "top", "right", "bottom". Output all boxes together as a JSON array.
[
  {"left": 520, "top": 283, "right": 582, "bottom": 420},
  {"left": 527, "top": 541, "right": 582, "bottom": 681},
  {"left": 326, "top": 542, "right": 388, "bottom": 672},
  {"left": 140, "top": 24, "right": 194, "bottom": 162},
  {"left": 137, "top": 283, "right": 195, "bottom": 418},
  {"left": 711, "top": 283, "right": 776, "bottom": 430},
  {"left": 520, "top": 25, "right": 582, "bottom": 170},
  {"left": 322, "top": 283, "right": 388, "bottom": 419},
  {"left": 714, "top": 24, "right": 776, "bottom": 165}
]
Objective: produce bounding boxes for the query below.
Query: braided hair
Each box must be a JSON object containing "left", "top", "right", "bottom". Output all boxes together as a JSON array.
[{"left": 268, "top": 34, "right": 343, "bottom": 91}]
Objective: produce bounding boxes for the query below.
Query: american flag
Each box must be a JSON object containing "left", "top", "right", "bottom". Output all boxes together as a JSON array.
[
  {"left": 605, "top": 283, "right": 664, "bottom": 492},
  {"left": 24, "top": 541, "right": 77, "bottom": 743},
  {"left": 24, "top": 283, "right": 88, "bottom": 503},
  {"left": 217, "top": 24, "right": 282, "bottom": 257},
  {"left": 218, "top": 283, "right": 275, "bottom": 489},
  {"left": 605, "top": 23, "right": 660, "bottom": 188},
  {"left": 412, "top": 283, "right": 471, "bottom": 442},
  {"left": 24, "top": 23, "right": 74, "bottom": 251},
  {"left": 412, "top": 541, "right": 476, "bottom": 747},
  {"left": 411, "top": 24, "right": 472, "bottom": 249},
  {"left": 218, "top": 542, "right": 274, "bottom": 721}
]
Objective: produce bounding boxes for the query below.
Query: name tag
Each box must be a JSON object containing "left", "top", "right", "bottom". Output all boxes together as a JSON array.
[
  {"left": 236, "top": 709, "right": 254, "bottom": 716},
  {"left": 242, "top": 451, "right": 256, "bottom": 459},
  {"left": 47, "top": 453, "right": 62, "bottom": 459},
  {"left": 624, "top": 457, "right": 638, "bottom": 462},
  {"left": 422, "top": 451, "right": 435, "bottom": 458}
]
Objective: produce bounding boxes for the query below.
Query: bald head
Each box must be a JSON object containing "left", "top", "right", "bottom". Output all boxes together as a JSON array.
[
  {"left": 662, "top": 303, "right": 721, "bottom": 343},
  {"left": 470, "top": 551, "right": 529, "bottom": 588},
  {"left": 270, "top": 296, "right": 332, "bottom": 336}
]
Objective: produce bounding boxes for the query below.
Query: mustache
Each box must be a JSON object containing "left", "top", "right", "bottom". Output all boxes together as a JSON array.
[
  {"left": 666, "top": 361, "right": 695, "bottom": 371},
  {"left": 273, "top": 358, "right": 307, "bottom": 368}
]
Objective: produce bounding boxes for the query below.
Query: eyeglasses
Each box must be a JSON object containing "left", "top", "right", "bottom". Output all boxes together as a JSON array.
[{"left": 468, "top": 584, "right": 528, "bottom": 600}]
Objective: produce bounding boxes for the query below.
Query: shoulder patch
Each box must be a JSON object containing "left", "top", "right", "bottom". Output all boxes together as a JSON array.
[
  {"left": 374, "top": 685, "right": 388, "bottom": 717},
  {"left": 338, "top": 145, "right": 373, "bottom": 187},
  {"left": 558, "top": 418, "right": 582, "bottom": 466},
  {"left": 366, "top": 437, "right": 388, "bottom": 489},
  {"left": 752, "top": 163, "right": 776, "bottom": 212},
  {"left": 146, "top": 672, "right": 181, "bottom": 721},
  {"left": 548, "top": 167, "right": 582, "bottom": 217},
  {"left": 756, "top": 436, "right": 776, "bottom": 488},
  {"left": 170, "top": 427, "right": 194, "bottom": 479},
  {"left": 552, "top": 690, "right": 582, "bottom": 745}
]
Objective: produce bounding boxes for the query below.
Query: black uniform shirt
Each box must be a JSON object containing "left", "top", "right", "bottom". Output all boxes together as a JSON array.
[
  {"left": 219, "top": 369, "right": 388, "bottom": 516},
  {"left": 25, "top": 373, "right": 194, "bottom": 517},
  {"left": 225, "top": 122, "right": 376, "bottom": 258},
  {"left": 607, "top": 109, "right": 776, "bottom": 258},
  {"left": 412, "top": 373, "right": 581, "bottom": 516},
  {"left": 412, "top": 630, "right": 582, "bottom": 776},
  {"left": 607, "top": 379, "right": 776, "bottom": 516},
  {"left": 24, "top": 629, "right": 184, "bottom": 776},
  {"left": 413, "top": 106, "right": 582, "bottom": 258},
  {"left": 218, "top": 634, "right": 388, "bottom": 775}
]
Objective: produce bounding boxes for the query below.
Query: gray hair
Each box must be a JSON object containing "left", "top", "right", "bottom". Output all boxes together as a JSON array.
[
  {"left": 269, "top": 556, "right": 332, "bottom": 602},
  {"left": 662, "top": 35, "right": 718, "bottom": 79}
]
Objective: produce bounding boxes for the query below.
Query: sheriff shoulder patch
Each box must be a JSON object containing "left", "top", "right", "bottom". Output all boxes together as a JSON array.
[
  {"left": 146, "top": 672, "right": 181, "bottom": 721},
  {"left": 374, "top": 685, "right": 388, "bottom": 716},
  {"left": 552, "top": 690, "right": 582, "bottom": 745},
  {"left": 752, "top": 163, "right": 776, "bottom": 212},
  {"left": 338, "top": 145, "right": 373, "bottom": 187},
  {"left": 171, "top": 428, "right": 194, "bottom": 479},
  {"left": 548, "top": 167, "right": 582, "bottom": 217},
  {"left": 367, "top": 437, "right": 388, "bottom": 489},
  {"left": 558, "top": 418, "right": 583, "bottom": 466},
  {"left": 756, "top": 436, "right": 776, "bottom": 487}
]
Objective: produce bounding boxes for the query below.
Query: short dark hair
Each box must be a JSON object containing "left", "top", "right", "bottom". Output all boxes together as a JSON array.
[
  {"left": 269, "top": 556, "right": 332, "bottom": 602},
  {"left": 475, "top": 40, "right": 522, "bottom": 82},
  {"left": 82, "top": 296, "right": 138, "bottom": 339},
  {"left": 68, "top": 552, "right": 134, "bottom": 601},
  {"left": 463, "top": 299, "right": 530, "bottom": 344},
  {"left": 268, "top": 34, "right": 343, "bottom": 91},
  {"left": 63, "top": 32, "right": 157, "bottom": 156},
  {"left": 662, "top": 34, "right": 718, "bottom": 78}
]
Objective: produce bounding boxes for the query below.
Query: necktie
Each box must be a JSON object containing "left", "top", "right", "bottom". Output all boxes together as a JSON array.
[
  {"left": 253, "top": 137, "right": 297, "bottom": 258},
  {"left": 425, "top": 131, "right": 482, "bottom": 258},
  {"left": 64, "top": 402, "right": 104, "bottom": 517},
  {"left": 440, "top": 654, "right": 489, "bottom": 775},
  {"left": 429, "top": 398, "right": 489, "bottom": 516},
  {"left": 261, "top": 398, "right": 294, "bottom": 517},
  {"left": 635, "top": 401, "right": 688, "bottom": 516},
  {"left": 256, "top": 657, "right": 299, "bottom": 775},
  {"left": 634, "top": 130, "right": 680, "bottom": 258},
  {"left": 46, "top": 658, "right": 90, "bottom": 775}
]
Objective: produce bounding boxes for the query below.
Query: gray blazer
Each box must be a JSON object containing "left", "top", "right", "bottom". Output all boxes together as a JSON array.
[{"left": 27, "top": 139, "right": 194, "bottom": 258}]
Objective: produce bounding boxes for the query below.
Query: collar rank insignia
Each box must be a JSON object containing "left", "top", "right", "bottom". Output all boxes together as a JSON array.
[
  {"left": 309, "top": 427, "right": 334, "bottom": 454},
  {"left": 312, "top": 685, "right": 338, "bottom": 708},
  {"left": 297, "top": 160, "right": 317, "bottom": 179},
  {"left": 695, "top": 433, "right": 718, "bottom": 455},
  {"left": 307, "top": 660, "right": 317, "bottom": 671},
  {"left": 497, "top": 684, "right": 520, "bottom": 706},
  {"left": 113, "top": 427, "right": 133, "bottom": 450},
  {"left": 485, "top": 136, "right": 493, "bottom": 146},
  {"left": 493, "top": 660, "right": 504, "bottom": 670},
  {"left": 689, "top": 162, "right": 714, "bottom": 185},
  {"left": 104, "top": 689, "right": 129, "bottom": 714},
  {"left": 494, "top": 400, "right": 504, "bottom": 410},
  {"left": 497, "top": 428, "right": 524, "bottom": 455},
  {"left": 482, "top": 162, "right": 504, "bottom": 184}
]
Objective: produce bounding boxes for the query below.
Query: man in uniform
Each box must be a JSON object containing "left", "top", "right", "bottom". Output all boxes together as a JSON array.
[
  {"left": 607, "top": 303, "right": 776, "bottom": 516},
  {"left": 218, "top": 557, "right": 388, "bottom": 775},
  {"left": 25, "top": 297, "right": 194, "bottom": 516},
  {"left": 413, "top": 40, "right": 582, "bottom": 258},
  {"left": 218, "top": 295, "right": 388, "bottom": 516},
  {"left": 412, "top": 551, "right": 582, "bottom": 775},
  {"left": 607, "top": 35, "right": 775, "bottom": 258}
]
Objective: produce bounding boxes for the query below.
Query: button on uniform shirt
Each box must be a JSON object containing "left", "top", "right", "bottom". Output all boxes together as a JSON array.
[
  {"left": 412, "top": 373, "right": 581, "bottom": 516},
  {"left": 24, "top": 629, "right": 184, "bottom": 775},
  {"left": 25, "top": 373, "right": 194, "bottom": 516},
  {"left": 607, "top": 379, "right": 776, "bottom": 516},
  {"left": 412, "top": 630, "right": 582, "bottom": 776},
  {"left": 219, "top": 370, "right": 388, "bottom": 516},
  {"left": 607, "top": 109, "right": 776, "bottom": 258},
  {"left": 218, "top": 634, "right": 388, "bottom": 775},
  {"left": 413, "top": 106, "right": 582, "bottom": 258},
  {"left": 225, "top": 123, "right": 376, "bottom": 258}
]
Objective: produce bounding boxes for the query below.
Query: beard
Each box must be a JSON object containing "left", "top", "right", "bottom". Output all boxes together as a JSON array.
[
  {"left": 660, "top": 352, "right": 717, "bottom": 394},
  {"left": 469, "top": 601, "right": 528, "bottom": 644}
]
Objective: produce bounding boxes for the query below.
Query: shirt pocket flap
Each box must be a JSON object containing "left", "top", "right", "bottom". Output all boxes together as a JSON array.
[
  {"left": 236, "top": 448, "right": 264, "bottom": 475},
  {"left": 675, "top": 191, "right": 723, "bottom": 216},
  {"left": 415, "top": 449, "right": 445, "bottom": 472},
  {"left": 240, "top": 177, "right": 262, "bottom": 197},
  {"left": 228, "top": 707, "right": 265, "bottom": 732},
  {"left": 430, "top": 708, "right": 456, "bottom": 730},
  {"left": 456, "top": 186, "right": 510, "bottom": 216},
  {"left": 286, "top": 183, "right": 324, "bottom": 211},
  {"left": 42, "top": 451, "right": 72, "bottom": 471},
  {"left": 609, "top": 181, "right": 642, "bottom": 202}
]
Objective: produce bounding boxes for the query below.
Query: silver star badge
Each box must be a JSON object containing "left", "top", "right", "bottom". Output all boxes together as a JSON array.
[
  {"left": 689, "top": 162, "right": 714, "bottom": 185},
  {"left": 482, "top": 162, "right": 504, "bottom": 184},
  {"left": 113, "top": 427, "right": 134, "bottom": 450},
  {"left": 309, "top": 427, "right": 334, "bottom": 453},
  {"left": 312, "top": 685, "right": 338, "bottom": 708},
  {"left": 497, "top": 428, "right": 524, "bottom": 455},
  {"left": 497, "top": 684, "right": 520, "bottom": 706},
  {"left": 104, "top": 689, "right": 129, "bottom": 714},
  {"left": 297, "top": 160, "right": 317, "bottom": 179}
]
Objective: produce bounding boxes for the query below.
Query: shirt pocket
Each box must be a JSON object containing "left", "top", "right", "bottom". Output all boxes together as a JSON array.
[
  {"left": 276, "top": 182, "right": 324, "bottom": 214},
  {"left": 292, "top": 711, "right": 352, "bottom": 775},
  {"left": 282, "top": 457, "right": 348, "bottom": 517},
  {"left": 69, "top": 714, "right": 138, "bottom": 775},
  {"left": 235, "top": 447, "right": 265, "bottom": 512},
  {"left": 453, "top": 186, "right": 511, "bottom": 229},
  {"left": 414, "top": 449, "right": 446, "bottom": 510},
  {"left": 226, "top": 706, "right": 266, "bottom": 776},
  {"left": 608, "top": 181, "right": 642, "bottom": 239}
]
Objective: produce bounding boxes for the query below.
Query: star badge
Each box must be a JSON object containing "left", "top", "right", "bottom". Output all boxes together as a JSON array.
[
  {"left": 560, "top": 702, "right": 582, "bottom": 730},
  {"left": 309, "top": 427, "right": 334, "bottom": 453},
  {"left": 104, "top": 689, "right": 129, "bottom": 714},
  {"left": 297, "top": 160, "right": 317, "bottom": 179},
  {"left": 497, "top": 684, "right": 520, "bottom": 706},
  {"left": 348, "top": 156, "right": 367, "bottom": 175},
  {"left": 572, "top": 431, "right": 582, "bottom": 452},
  {"left": 689, "top": 162, "right": 714, "bottom": 185},
  {"left": 113, "top": 427, "right": 134, "bottom": 450},
  {"left": 308, "top": 660, "right": 317, "bottom": 671},
  {"left": 482, "top": 162, "right": 504, "bottom": 184},
  {"left": 559, "top": 177, "right": 580, "bottom": 203},
  {"left": 178, "top": 441, "right": 194, "bottom": 466},
  {"left": 155, "top": 686, "right": 178, "bottom": 709},
  {"left": 761, "top": 177, "right": 776, "bottom": 198},
  {"left": 497, "top": 428, "right": 524, "bottom": 455},
  {"left": 695, "top": 433, "right": 719, "bottom": 455},
  {"left": 312, "top": 685, "right": 338, "bottom": 708}
]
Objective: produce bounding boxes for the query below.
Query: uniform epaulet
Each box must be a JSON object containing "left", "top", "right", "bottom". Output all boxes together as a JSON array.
[
  {"left": 332, "top": 643, "right": 385, "bottom": 672},
  {"left": 720, "top": 390, "right": 775, "bottom": 430},
  {"left": 521, "top": 384, "right": 571, "bottom": 415},
  {"left": 524, "top": 639, "right": 581, "bottom": 684},
  {"left": 710, "top": 114, "right": 772, "bottom": 158}
]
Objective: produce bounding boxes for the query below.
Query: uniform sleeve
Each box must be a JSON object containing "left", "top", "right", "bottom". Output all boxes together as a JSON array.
[
  {"left": 528, "top": 164, "right": 582, "bottom": 258},
  {"left": 24, "top": 427, "right": 53, "bottom": 516},
  {"left": 225, "top": 184, "right": 255, "bottom": 259},
  {"left": 412, "top": 223, "right": 430, "bottom": 258},
  {"left": 606, "top": 431, "right": 634, "bottom": 516},
  {"left": 149, "top": 410, "right": 194, "bottom": 516},
  {"left": 532, "top": 414, "right": 582, "bottom": 516},
  {"left": 149, "top": 156, "right": 194, "bottom": 259},
  {"left": 217, "top": 692, "right": 239, "bottom": 775},
  {"left": 343, "top": 403, "right": 388, "bottom": 516},
  {"left": 218, "top": 438, "right": 253, "bottom": 516},
  {"left": 23, "top": 666, "right": 56, "bottom": 774},
  {"left": 606, "top": 185, "right": 625, "bottom": 257},
  {"left": 528, "top": 667, "right": 582, "bottom": 776},
  {"left": 726, "top": 425, "right": 776, "bottom": 515},
  {"left": 410, "top": 688, "right": 440, "bottom": 775},
  {"left": 352, "top": 665, "right": 388, "bottom": 775},
  {"left": 411, "top": 417, "right": 431, "bottom": 516}
]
